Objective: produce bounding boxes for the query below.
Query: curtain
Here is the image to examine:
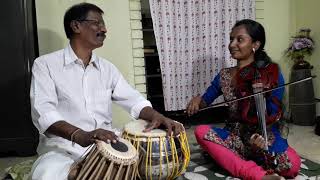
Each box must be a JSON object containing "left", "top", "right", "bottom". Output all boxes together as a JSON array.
[{"left": 149, "top": 0, "right": 255, "bottom": 111}]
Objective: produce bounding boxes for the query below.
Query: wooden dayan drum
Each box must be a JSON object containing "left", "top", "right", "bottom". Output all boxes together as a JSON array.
[
  {"left": 122, "top": 120, "right": 190, "bottom": 180},
  {"left": 75, "top": 138, "right": 138, "bottom": 180}
]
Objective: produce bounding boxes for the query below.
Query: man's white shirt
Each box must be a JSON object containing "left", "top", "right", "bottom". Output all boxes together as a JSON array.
[{"left": 30, "top": 44, "right": 151, "bottom": 156}]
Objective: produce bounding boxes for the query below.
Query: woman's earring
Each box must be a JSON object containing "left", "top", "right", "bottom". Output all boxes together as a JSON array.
[{"left": 252, "top": 48, "right": 256, "bottom": 53}]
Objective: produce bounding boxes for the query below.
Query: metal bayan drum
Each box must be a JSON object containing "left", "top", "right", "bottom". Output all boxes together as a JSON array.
[
  {"left": 122, "top": 120, "right": 190, "bottom": 180},
  {"left": 74, "top": 138, "right": 138, "bottom": 180}
]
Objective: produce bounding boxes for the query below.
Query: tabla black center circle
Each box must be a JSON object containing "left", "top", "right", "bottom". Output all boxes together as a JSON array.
[{"left": 111, "top": 141, "right": 128, "bottom": 152}]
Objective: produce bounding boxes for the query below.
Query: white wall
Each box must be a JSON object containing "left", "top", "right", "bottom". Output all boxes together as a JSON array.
[
  {"left": 255, "top": 0, "right": 292, "bottom": 108},
  {"left": 259, "top": 0, "right": 320, "bottom": 116},
  {"left": 294, "top": 0, "right": 320, "bottom": 115}
]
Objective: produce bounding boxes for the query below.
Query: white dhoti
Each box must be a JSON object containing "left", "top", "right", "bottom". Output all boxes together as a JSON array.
[
  {"left": 30, "top": 128, "right": 117, "bottom": 180},
  {"left": 30, "top": 151, "right": 75, "bottom": 180},
  {"left": 30, "top": 134, "right": 90, "bottom": 180}
]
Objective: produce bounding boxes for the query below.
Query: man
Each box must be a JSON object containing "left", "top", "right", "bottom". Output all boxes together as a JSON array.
[{"left": 30, "top": 3, "right": 183, "bottom": 179}]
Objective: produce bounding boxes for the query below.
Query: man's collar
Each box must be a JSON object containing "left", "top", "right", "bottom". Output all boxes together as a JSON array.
[
  {"left": 90, "top": 53, "right": 100, "bottom": 69},
  {"left": 64, "top": 44, "right": 100, "bottom": 69}
]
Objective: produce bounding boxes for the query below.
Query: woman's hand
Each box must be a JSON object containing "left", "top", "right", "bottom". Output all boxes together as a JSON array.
[
  {"left": 252, "top": 82, "right": 264, "bottom": 92},
  {"left": 74, "top": 128, "right": 118, "bottom": 147},
  {"left": 249, "top": 133, "right": 266, "bottom": 150},
  {"left": 186, "top": 96, "right": 203, "bottom": 116}
]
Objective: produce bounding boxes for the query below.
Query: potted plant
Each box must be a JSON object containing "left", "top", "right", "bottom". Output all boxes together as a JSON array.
[
  {"left": 285, "top": 28, "right": 315, "bottom": 70},
  {"left": 287, "top": 28, "right": 316, "bottom": 126}
]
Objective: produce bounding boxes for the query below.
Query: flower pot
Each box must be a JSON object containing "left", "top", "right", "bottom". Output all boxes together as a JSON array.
[
  {"left": 292, "top": 59, "right": 312, "bottom": 70},
  {"left": 289, "top": 69, "right": 316, "bottom": 126}
]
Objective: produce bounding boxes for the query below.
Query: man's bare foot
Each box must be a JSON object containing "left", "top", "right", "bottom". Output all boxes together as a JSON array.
[{"left": 262, "top": 174, "right": 285, "bottom": 180}]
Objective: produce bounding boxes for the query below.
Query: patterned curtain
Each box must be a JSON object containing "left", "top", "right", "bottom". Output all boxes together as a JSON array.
[{"left": 149, "top": 0, "right": 255, "bottom": 111}]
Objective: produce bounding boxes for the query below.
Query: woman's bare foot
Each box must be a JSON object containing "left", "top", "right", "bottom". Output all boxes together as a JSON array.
[{"left": 262, "top": 174, "right": 285, "bottom": 180}]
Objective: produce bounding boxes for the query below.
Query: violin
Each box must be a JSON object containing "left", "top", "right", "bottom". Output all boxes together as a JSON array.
[{"left": 234, "top": 62, "right": 282, "bottom": 126}]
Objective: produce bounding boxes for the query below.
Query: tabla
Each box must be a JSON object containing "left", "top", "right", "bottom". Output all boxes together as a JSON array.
[
  {"left": 122, "top": 120, "right": 190, "bottom": 180},
  {"left": 74, "top": 138, "right": 139, "bottom": 180}
]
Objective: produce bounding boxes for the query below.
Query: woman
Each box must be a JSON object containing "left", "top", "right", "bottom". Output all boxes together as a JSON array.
[{"left": 186, "top": 19, "right": 301, "bottom": 180}]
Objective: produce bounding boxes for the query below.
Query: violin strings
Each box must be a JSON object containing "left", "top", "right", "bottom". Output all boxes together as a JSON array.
[{"left": 253, "top": 89, "right": 268, "bottom": 151}]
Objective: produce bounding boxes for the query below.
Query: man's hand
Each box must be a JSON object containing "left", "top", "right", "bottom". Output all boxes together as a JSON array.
[
  {"left": 139, "top": 107, "right": 184, "bottom": 136},
  {"left": 143, "top": 116, "right": 184, "bottom": 136},
  {"left": 74, "top": 128, "right": 118, "bottom": 147},
  {"left": 46, "top": 121, "right": 118, "bottom": 147}
]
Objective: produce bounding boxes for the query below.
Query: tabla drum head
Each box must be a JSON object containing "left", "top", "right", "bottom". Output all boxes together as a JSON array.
[
  {"left": 96, "top": 138, "right": 138, "bottom": 165},
  {"left": 124, "top": 119, "right": 167, "bottom": 138}
]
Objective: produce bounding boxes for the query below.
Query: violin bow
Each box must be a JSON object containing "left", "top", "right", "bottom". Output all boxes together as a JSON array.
[{"left": 195, "top": 75, "right": 316, "bottom": 113}]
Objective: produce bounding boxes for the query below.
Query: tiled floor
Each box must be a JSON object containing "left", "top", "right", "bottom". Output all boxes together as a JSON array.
[
  {"left": 0, "top": 155, "right": 37, "bottom": 179},
  {"left": 286, "top": 124, "right": 320, "bottom": 164},
  {"left": 0, "top": 123, "right": 319, "bottom": 179}
]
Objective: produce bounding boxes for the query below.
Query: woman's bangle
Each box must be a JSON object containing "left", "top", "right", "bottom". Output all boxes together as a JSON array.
[{"left": 70, "top": 128, "right": 81, "bottom": 146}]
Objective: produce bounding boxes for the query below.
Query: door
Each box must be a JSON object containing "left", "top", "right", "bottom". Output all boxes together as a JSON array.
[{"left": 0, "top": 0, "right": 39, "bottom": 156}]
